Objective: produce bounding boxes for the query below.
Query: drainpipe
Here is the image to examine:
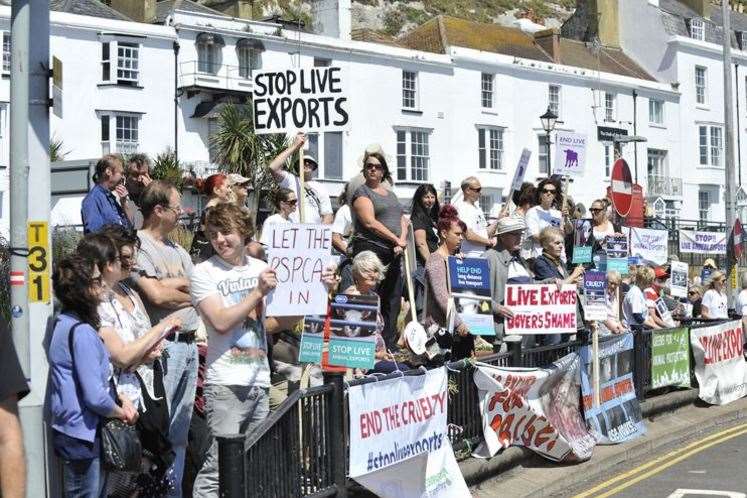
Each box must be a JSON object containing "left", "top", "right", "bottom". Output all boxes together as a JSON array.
[
  {"left": 173, "top": 40, "right": 180, "bottom": 161},
  {"left": 736, "top": 63, "right": 742, "bottom": 186},
  {"left": 632, "top": 90, "right": 639, "bottom": 184}
]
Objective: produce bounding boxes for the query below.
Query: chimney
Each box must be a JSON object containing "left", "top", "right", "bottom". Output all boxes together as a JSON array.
[
  {"left": 203, "top": 0, "right": 254, "bottom": 20},
  {"left": 596, "top": 0, "right": 620, "bottom": 48},
  {"left": 534, "top": 28, "right": 561, "bottom": 63},
  {"left": 310, "top": 0, "right": 351, "bottom": 40},
  {"left": 679, "top": 0, "right": 710, "bottom": 18},
  {"left": 110, "top": 0, "right": 156, "bottom": 23}
]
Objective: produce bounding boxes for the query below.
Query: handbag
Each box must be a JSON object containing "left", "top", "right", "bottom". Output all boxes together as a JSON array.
[{"left": 68, "top": 323, "right": 142, "bottom": 472}]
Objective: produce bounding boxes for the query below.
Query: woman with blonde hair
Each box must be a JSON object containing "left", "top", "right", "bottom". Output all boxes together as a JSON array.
[
  {"left": 701, "top": 270, "right": 729, "bottom": 319},
  {"left": 622, "top": 266, "right": 661, "bottom": 329}
]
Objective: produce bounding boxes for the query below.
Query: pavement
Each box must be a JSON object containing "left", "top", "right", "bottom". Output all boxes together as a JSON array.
[{"left": 465, "top": 389, "right": 747, "bottom": 498}]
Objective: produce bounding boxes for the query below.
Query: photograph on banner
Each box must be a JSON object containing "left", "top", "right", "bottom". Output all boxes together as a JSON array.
[
  {"left": 679, "top": 230, "right": 727, "bottom": 254},
  {"left": 582, "top": 270, "right": 607, "bottom": 321},
  {"left": 252, "top": 66, "right": 349, "bottom": 135},
  {"left": 629, "top": 227, "right": 668, "bottom": 266},
  {"left": 651, "top": 327, "right": 690, "bottom": 389},
  {"left": 605, "top": 235, "right": 629, "bottom": 275},
  {"left": 265, "top": 224, "right": 332, "bottom": 316},
  {"left": 580, "top": 333, "right": 646, "bottom": 445},
  {"left": 348, "top": 367, "right": 450, "bottom": 478},
  {"left": 553, "top": 131, "right": 587, "bottom": 176},
  {"left": 504, "top": 283, "right": 577, "bottom": 334},
  {"left": 472, "top": 353, "right": 595, "bottom": 462},
  {"left": 690, "top": 320, "right": 747, "bottom": 405},
  {"left": 299, "top": 293, "right": 380, "bottom": 369},
  {"left": 669, "top": 261, "right": 689, "bottom": 298},
  {"left": 572, "top": 219, "right": 593, "bottom": 264}
]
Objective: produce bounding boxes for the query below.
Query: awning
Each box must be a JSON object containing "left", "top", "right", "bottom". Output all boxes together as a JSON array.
[
  {"left": 196, "top": 32, "right": 225, "bottom": 47},
  {"left": 237, "top": 38, "right": 265, "bottom": 51}
]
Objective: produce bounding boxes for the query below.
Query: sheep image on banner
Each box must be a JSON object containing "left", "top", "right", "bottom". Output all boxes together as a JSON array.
[{"left": 472, "top": 353, "right": 595, "bottom": 462}]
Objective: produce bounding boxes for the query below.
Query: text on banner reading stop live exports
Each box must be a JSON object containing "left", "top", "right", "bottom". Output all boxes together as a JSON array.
[{"left": 504, "top": 283, "right": 577, "bottom": 334}]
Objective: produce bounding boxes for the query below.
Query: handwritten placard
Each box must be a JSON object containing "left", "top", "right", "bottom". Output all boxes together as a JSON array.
[
  {"left": 266, "top": 224, "right": 331, "bottom": 316},
  {"left": 504, "top": 284, "right": 578, "bottom": 335}
]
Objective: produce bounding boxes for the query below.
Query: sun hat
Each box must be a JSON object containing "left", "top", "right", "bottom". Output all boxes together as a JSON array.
[
  {"left": 226, "top": 173, "right": 251, "bottom": 186},
  {"left": 302, "top": 155, "right": 318, "bottom": 169},
  {"left": 703, "top": 258, "right": 717, "bottom": 269},
  {"left": 654, "top": 266, "right": 668, "bottom": 279},
  {"left": 495, "top": 216, "right": 527, "bottom": 236}
]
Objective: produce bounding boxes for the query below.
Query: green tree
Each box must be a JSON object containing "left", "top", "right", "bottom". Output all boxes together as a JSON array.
[
  {"left": 50, "top": 137, "right": 68, "bottom": 162},
  {"left": 151, "top": 148, "right": 184, "bottom": 191}
]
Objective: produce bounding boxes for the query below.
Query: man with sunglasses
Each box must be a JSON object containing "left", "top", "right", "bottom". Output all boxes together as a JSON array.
[
  {"left": 453, "top": 176, "right": 497, "bottom": 258},
  {"left": 267, "top": 132, "right": 333, "bottom": 224}
]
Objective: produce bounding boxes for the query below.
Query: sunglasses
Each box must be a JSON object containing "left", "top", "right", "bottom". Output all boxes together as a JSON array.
[
  {"left": 688, "top": 291, "right": 699, "bottom": 295},
  {"left": 364, "top": 163, "right": 383, "bottom": 170},
  {"left": 542, "top": 188, "right": 557, "bottom": 194},
  {"left": 468, "top": 186, "right": 482, "bottom": 193},
  {"left": 590, "top": 208, "right": 604, "bottom": 213},
  {"left": 284, "top": 199, "right": 298, "bottom": 205}
]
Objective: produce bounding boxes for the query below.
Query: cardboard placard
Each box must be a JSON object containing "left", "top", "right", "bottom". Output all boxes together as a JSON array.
[
  {"left": 583, "top": 270, "right": 607, "bottom": 321},
  {"left": 670, "top": 261, "right": 689, "bottom": 298},
  {"left": 504, "top": 284, "right": 578, "bottom": 335}
]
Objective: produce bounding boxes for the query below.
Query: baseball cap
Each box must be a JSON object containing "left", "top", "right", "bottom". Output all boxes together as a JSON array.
[{"left": 226, "top": 173, "right": 251, "bottom": 186}]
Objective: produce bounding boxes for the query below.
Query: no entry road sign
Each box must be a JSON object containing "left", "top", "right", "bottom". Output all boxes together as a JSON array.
[{"left": 611, "top": 158, "right": 632, "bottom": 217}]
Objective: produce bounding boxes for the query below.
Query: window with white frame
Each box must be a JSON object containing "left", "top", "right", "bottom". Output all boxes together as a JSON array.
[
  {"left": 237, "top": 45, "right": 261, "bottom": 78},
  {"left": 396, "top": 128, "right": 430, "bottom": 182},
  {"left": 2, "top": 32, "right": 9, "bottom": 74},
  {"left": 647, "top": 149, "right": 667, "bottom": 177},
  {"left": 689, "top": 18, "right": 705, "bottom": 41},
  {"left": 101, "top": 41, "right": 140, "bottom": 85},
  {"left": 481, "top": 73, "right": 494, "bottom": 108},
  {"left": 197, "top": 36, "right": 222, "bottom": 74},
  {"left": 699, "top": 125, "right": 723, "bottom": 166},
  {"left": 738, "top": 31, "right": 747, "bottom": 50},
  {"left": 649, "top": 99, "right": 664, "bottom": 124},
  {"left": 479, "top": 194, "right": 494, "bottom": 217},
  {"left": 477, "top": 127, "right": 504, "bottom": 170},
  {"left": 548, "top": 84, "right": 561, "bottom": 116},
  {"left": 305, "top": 132, "right": 343, "bottom": 180},
  {"left": 604, "top": 145, "right": 612, "bottom": 177},
  {"left": 100, "top": 113, "right": 140, "bottom": 155},
  {"left": 538, "top": 135, "right": 549, "bottom": 174},
  {"left": 699, "top": 188, "right": 713, "bottom": 220},
  {"left": 695, "top": 66, "right": 707, "bottom": 105},
  {"left": 604, "top": 92, "right": 615, "bottom": 121},
  {"left": 402, "top": 71, "right": 418, "bottom": 110}
]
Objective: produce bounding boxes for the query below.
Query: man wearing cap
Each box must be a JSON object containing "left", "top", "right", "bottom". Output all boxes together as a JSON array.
[
  {"left": 226, "top": 173, "right": 252, "bottom": 208},
  {"left": 267, "top": 133, "right": 333, "bottom": 224}
]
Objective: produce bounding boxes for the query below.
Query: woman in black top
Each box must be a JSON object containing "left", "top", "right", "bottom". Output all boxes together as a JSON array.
[{"left": 410, "top": 184, "right": 440, "bottom": 319}]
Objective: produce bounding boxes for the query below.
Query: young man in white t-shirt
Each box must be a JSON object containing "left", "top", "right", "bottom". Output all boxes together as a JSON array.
[
  {"left": 452, "top": 176, "right": 496, "bottom": 258},
  {"left": 268, "top": 132, "right": 333, "bottom": 224}
]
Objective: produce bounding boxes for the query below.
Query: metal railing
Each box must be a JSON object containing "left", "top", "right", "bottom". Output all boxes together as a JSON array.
[
  {"left": 178, "top": 60, "right": 254, "bottom": 93},
  {"left": 647, "top": 175, "right": 683, "bottom": 197}
]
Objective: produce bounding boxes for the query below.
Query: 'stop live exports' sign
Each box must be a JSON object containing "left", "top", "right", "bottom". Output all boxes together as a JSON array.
[
  {"left": 504, "top": 284, "right": 577, "bottom": 335},
  {"left": 252, "top": 67, "right": 350, "bottom": 134}
]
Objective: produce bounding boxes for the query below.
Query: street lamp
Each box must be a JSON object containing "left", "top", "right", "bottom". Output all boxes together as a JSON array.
[{"left": 540, "top": 106, "right": 558, "bottom": 176}]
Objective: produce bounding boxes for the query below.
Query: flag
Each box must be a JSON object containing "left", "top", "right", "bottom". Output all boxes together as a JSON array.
[{"left": 733, "top": 218, "right": 744, "bottom": 262}]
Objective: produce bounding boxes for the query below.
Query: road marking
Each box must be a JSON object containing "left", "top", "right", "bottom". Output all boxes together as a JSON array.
[
  {"left": 668, "top": 490, "right": 745, "bottom": 498},
  {"left": 572, "top": 423, "right": 747, "bottom": 498}
]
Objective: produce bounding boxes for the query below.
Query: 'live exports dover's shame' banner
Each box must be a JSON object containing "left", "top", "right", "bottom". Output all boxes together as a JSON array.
[
  {"left": 580, "top": 333, "right": 646, "bottom": 444},
  {"left": 472, "top": 353, "right": 595, "bottom": 462},
  {"left": 504, "top": 284, "right": 577, "bottom": 334},
  {"left": 691, "top": 320, "right": 747, "bottom": 405}
]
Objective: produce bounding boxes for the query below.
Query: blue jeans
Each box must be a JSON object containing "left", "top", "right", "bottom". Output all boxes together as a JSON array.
[
  {"left": 62, "top": 457, "right": 105, "bottom": 498},
  {"left": 193, "top": 384, "right": 270, "bottom": 497},
  {"left": 162, "top": 340, "right": 198, "bottom": 498}
]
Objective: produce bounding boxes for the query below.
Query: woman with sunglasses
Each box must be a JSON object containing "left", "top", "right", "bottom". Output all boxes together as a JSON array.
[
  {"left": 259, "top": 188, "right": 297, "bottom": 248},
  {"left": 587, "top": 198, "right": 621, "bottom": 255},
  {"left": 688, "top": 285, "right": 703, "bottom": 318},
  {"left": 351, "top": 151, "right": 408, "bottom": 349},
  {"left": 701, "top": 270, "right": 729, "bottom": 319},
  {"left": 525, "top": 177, "right": 564, "bottom": 262}
]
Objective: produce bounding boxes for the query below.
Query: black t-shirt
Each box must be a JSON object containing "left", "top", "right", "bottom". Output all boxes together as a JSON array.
[
  {"left": 411, "top": 211, "right": 439, "bottom": 265},
  {"left": 0, "top": 321, "right": 29, "bottom": 402}
]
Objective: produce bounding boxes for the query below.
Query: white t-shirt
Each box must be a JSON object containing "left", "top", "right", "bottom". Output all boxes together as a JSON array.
[
  {"left": 622, "top": 285, "right": 648, "bottom": 327},
  {"left": 702, "top": 289, "right": 729, "bottom": 319},
  {"left": 525, "top": 205, "right": 563, "bottom": 259},
  {"left": 453, "top": 199, "right": 489, "bottom": 257},
  {"left": 277, "top": 171, "right": 332, "bottom": 224},
  {"left": 191, "top": 255, "right": 271, "bottom": 388},
  {"left": 260, "top": 213, "right": 290, "bottom": 247},
  {"left": 332, "top": 204, "right": 353, "bottom": 237},
  {"left": 737, "top": 289, "right": 747, "bottom": 316}
]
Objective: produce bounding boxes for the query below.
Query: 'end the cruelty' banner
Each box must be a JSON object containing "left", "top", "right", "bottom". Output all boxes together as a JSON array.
[
  {"left": 691, "top": 320, "right": 747, "bottom": 405},
  {"left": 253, "top": 67, "right": 349, "bottom": 134},
  {"left": 580, "top": 334, "right": 646, "bottom": 444},
  {"left": 472, "top": 354, "right": 595, "bottom": 462},
  {"left": 505, "top": 284, "right": 577, "bottom": 334}
]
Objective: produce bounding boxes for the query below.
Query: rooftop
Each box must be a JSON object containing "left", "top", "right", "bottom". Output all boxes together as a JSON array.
[
  {"left": 50, "top": 0, "right": 131, "bottom": 21},
  {"left": 155, "top": 0, "right": 224, "bottom": 23}
]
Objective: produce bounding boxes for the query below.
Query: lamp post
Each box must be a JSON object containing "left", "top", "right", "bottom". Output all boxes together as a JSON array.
[{"left": 540, "top": 106, "right": 558, "bottom": 176}]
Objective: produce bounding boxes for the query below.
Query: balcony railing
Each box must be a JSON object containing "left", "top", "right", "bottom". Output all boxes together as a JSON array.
[
  {"left": 648, "top": 174, "right": 683, "bottom": 197},
  {"left": 178, "top": 61, "right": 253, "bottom": 93}
]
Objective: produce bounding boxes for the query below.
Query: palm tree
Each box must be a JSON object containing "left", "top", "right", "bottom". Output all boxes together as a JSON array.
[
  {"left": 211, "top": 103, "right": 297, "bottom": 224},
  {"left": 50, "top": 137, "right": 68, "bottom": 162}
]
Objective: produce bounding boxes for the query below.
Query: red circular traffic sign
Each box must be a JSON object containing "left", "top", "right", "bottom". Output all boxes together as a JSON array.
[{"left": 611, "top": 158, "right": 632, "bottom": 217}]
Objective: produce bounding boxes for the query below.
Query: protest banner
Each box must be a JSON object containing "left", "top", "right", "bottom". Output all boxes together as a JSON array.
[
  {"left": 582, "top": 270, "right": 607, "bottom": 321},
  {"left": 580, "top": 334, "right": 646, "bottom": 444},
  {"left": 670, "top": 261, "right": 689, "bottom": 298},
  {"left": 472, "top": 354, "right": 595, "bottom": 462},
  {"left": 252, "top": 67, "right": 349, "bottom": 134},
  {"left": 509, "top": 149, "right": 532, "bottom": 194},
  {"left": 572, "top": 219, "right": 592, "bottom": 264},
  {"left": 348, "top": 367, "right": 450, "bottom": 477},
  {"left": 299, "top": 293, "right": 379, "bottom": 369},
  {"left": 447, "top": 256, "right": 490, "bottom": 294},
  {"left": 629, "top": 227, "right": 668, "bottom": 266},
  {"left": 679, "top": 230, "right": 727, "bottom": 254},
  {"left": 690, "top": 320, "right": 747, "bottom": 405},
  {"left": 553, "top": 131, "right": 587, "bottom": 176},
  {"left": 651, "top": 327, "right": 691, "bottom": 389},
  {"left": 605, "top": 235, "right": 628, "bottom": 274},
  {"left": 266, "top": 224, "right": 332, "bottom": 316},
  {"left": 504, "top": 284, "right": 577, "bottom": 335}
]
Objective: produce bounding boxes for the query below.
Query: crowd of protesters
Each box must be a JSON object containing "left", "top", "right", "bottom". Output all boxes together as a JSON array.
[{"left": 29, "top": 134, "right": 739, "bottom": 498}]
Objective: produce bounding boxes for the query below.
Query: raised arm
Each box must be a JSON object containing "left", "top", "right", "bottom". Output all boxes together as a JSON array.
[{"left": 268, "top": 132, "right": 306, "bottom": 180}]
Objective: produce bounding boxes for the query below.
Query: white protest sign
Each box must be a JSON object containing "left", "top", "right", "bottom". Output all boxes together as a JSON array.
[
  {"left": 265, "top": 224, "right": 331, "bottom": 316},
  {"left": 670, "top": 261, "right": 689, "bottom": 298},
  {"left": 252, "top": 67, "right": 349, "bottom": 134},
  {"left": 690, "top": 320, "right": 747, "bottom": 405},
  {"left": 348, "top": 367, "right": 448, "bottom": 478},
  {"left": 679, "top": 230, "right": 727, "bottom": 254},
  {"left": 510, "top": 148, "right": 532, "bottom": 193},
  {"left": 504, "top": 284, "right": 577, "bottom": 335},
  {"left": 553, "top": 131, "right": 587, "bottom": 176},
  {"left": 629, "top": 227, "right": 668, "bottom": 265}
]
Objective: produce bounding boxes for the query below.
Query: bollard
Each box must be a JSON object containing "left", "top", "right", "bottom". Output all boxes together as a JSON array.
[
  {"left": 218, "top": 434, "right": 246, "bottom": 498},
  {"left": 323, "top": 371, "right": 348, "bottom": 498},
  {"left": 504, "top": 335, "right": 523, "bottom": 366}
]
